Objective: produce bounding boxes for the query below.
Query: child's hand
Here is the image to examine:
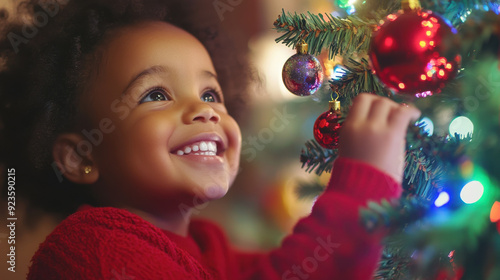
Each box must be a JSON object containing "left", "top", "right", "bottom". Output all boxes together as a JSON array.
[{"left": 338, "top": 93, "right": 421, "bottom": 183}]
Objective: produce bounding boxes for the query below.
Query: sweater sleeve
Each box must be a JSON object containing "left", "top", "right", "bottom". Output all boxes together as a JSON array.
[{"left": 237, "top": 157, "right": 402, "bottom": 280}]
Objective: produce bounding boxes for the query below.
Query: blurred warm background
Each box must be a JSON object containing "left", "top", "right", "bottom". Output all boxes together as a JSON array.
[{"left": 0, "top": 0, "right": 344, "bottom": 279}]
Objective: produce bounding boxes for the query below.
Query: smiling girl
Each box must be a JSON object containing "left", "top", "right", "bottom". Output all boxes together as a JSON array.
[{"left": 0, "top": 0, "right": 419, "bottom": 279}]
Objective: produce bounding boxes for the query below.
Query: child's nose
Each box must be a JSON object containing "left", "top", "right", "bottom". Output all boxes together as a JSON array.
[{"left": 183, "top": 103, "right": 221, "bottom": 124}]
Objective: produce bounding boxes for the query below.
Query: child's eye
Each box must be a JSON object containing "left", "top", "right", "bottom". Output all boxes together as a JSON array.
[
  {"left": 201, "top": 89, "right": 222, "bottom": 103},
  {"left": 139, "top": 88, "right": 169, "bottom": 104}
]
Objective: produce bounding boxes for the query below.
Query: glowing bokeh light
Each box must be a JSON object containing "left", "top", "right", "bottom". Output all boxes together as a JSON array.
[
  {"left": 415, "top": 91, "right": 432, "bottom": 98},
  {"left": 435, "top": 192, "right": 450, "bottom": 207},
  {"left": 449, "top": 116, "right": 474, "bottom": 139},
  {"left": 491, "top": 201, "right": 500, "bottom": 223},
  {"left": 460, "top": 181, "right": 484, "bottom": 204},
  {"left": 384, "top": 37, "right": 394, "bottom": 48},
  {"left": 459, "top": 160, "right": 474, "bottom": 178},
  {"left": 416, "top": 117, "right": 434, "bottom": 136},
  {"left": 346, "top": 6, "right": 356, "bottom": 15},
  {"left": 331, "top": 64, "right": 347, "bottom": 80}
]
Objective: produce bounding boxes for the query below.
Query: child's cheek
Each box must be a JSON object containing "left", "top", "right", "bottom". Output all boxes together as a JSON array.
[
  {"left": 126, "top": 113, "right": 174, "bottom": 152},
  {"left": 223, "top": 115, "right": 242, "bottom": 183}
]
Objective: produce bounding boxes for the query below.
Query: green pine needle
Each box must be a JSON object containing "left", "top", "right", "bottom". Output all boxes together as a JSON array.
[
  {"left": 273, "top": 10, "right": 378, "bottom": 58},
  {"left": 300, "top": 139, "right": 338, "bottom": 176},
  {"left": 360, "top": 197, "right": 430, "bottom": 234},
  {"left": 330, "top": 57, "right": 390, "bottom": 105}
]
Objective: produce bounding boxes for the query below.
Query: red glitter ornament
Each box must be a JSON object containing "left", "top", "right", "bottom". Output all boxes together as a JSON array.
[
  {"left": 313, "top": 101, "right": 342, "bottom": 149},
  {"left": 369, "top": 8, "right": 461, "bottom": 96}
]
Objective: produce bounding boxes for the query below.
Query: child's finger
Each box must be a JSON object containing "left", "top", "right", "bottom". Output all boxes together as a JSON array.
[
  {"left": 367, "top": 98, "right": 396, "bottom": 125},
  {"left": 348, "top": 93, "right": 375, "bottom": 123},
  {"left": 388, "top": 104, "right": 421, "bottom": 130}
]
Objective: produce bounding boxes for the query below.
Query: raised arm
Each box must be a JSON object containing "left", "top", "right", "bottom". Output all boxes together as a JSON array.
[{"left": 237, "top": 94, "right": 420, "bottom": 280}]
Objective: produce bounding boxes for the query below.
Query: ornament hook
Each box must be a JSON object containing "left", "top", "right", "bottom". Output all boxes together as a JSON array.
[
  {"left": 329, "top": 91, "right": 341, "bottom": 112},
  {"left": 401, "top": 0, "right": 421, "bottom": 12},
  {"left": 296, "top": 39, "right": 308, "bottom": 54}
]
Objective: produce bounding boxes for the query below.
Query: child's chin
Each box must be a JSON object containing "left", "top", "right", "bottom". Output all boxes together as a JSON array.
[{"left": 203, "top": 185, "right": 228, "bottom": 200}]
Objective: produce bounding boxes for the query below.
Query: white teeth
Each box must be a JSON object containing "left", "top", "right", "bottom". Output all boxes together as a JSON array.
[
  {"left": 208, "top": 142, "right": 216, "bottom": 152},
  {"left": 200, "top": 142, "right": 208, "bottom": 151},
  {"left": 174, "top": 141, "right": 218, "bottom": 156}
]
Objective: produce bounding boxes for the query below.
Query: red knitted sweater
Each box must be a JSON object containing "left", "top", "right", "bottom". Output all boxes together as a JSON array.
[{"left": 27, "top": 158, "right": 401, "bottom": 280}]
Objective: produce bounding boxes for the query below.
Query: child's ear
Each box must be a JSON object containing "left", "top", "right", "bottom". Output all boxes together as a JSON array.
[{"left": 52, "top": 133, "right": 99, "bottom": 184}]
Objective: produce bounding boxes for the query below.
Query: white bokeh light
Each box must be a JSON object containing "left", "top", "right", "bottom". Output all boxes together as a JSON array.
[
  {"left": 460, "top": 181, "right": 484, "bottom": 204},
  {"left": 416, "top": 117, "right": 434, "bottom": 136},
  {"left": 449, "top": 116, "right": 474, "bottom": 139}
]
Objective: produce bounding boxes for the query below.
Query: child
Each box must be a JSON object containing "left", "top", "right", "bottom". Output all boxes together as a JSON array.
[{"left": 0, "top": 0, "right": 420, "bottom": 279}]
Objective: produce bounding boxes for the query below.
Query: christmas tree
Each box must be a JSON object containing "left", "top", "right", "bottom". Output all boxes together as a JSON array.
[{"left": 274, "top": 0, "right": 500, "bottom": 278}]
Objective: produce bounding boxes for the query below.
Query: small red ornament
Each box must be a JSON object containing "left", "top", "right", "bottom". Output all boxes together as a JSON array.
[
  {"left": 369, "top": 7, "right": 461, "bottom": 95},
  {"left": 313, "top": 101, "right": 342, "bottom": 149}
]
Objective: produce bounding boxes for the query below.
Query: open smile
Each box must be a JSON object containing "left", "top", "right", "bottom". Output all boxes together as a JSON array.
[
  {"left": 170, "top": 133, "right": 226, "bottom": 158},
  {"left": 174, "top": 140, "right": 218, "bottom": 156}
]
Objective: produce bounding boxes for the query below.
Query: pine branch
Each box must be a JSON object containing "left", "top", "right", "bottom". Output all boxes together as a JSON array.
[
  {"left": 403, "top": 125, "right": 471, "bottom": 198},
  {"left": 374, "top": 246, "right": 414, "bottom": 279},
  {"left": 404, "top": 150, "right": 444, "bottom": 199},
  {"left": 273, "top": 10, "right": 378, "bottom": 58},
  {"left": 329, "top": 57, "right": 390, "bottom": 105},
  {"left": 352, "top": 0, "right": 402, "bottom": 19},
  {"left": 360, "top": 197, "right": 431, "bottom": 233},
  {"left": 457, "top": 10, "right": 500, "bottom": 64},
  {"left": 420, "top": 0, "right": 500, "bottom": 26},
  {"left": 299, "top": 139, "right": 338, "bottom": 176},
  {"left": 295, "top": 180, "right": 326, "bottom": 200}
]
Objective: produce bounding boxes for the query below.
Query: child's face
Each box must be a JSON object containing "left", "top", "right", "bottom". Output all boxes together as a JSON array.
[{"left": 79, "top": 22, "right": 241, "bottom": 211}]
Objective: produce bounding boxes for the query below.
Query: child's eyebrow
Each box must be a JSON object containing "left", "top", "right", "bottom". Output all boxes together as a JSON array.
[
  {"left": 121, "top": 65, "right": 168, "bottom": 96},
  {"left": 202, "top": 70, "right": 218, "bottom": 80}
]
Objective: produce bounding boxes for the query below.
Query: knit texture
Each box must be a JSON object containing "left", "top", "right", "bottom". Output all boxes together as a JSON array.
[{"left": 27, "top": 157, "right": 401, "bottom": 280}]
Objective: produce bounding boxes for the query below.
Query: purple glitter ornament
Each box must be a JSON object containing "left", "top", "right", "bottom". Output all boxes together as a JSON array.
[{"left": 282, "top": 42, "right": 324, "bottom": 96}]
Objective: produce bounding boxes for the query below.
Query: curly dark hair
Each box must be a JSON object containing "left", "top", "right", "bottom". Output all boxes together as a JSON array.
[{"left": 0, "top": 0, "right": 250, "bottom": 217}]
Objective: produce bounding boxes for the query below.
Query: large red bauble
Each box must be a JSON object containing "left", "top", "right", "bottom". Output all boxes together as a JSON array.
[
  {"left": 369, "top": 10, "right": 461, "bottom": 95},
  {"left": 313, "top": 110, "right": 342, "bottom": 149}
]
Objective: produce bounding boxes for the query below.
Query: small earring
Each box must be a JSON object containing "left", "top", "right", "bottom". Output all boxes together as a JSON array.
[{"left": 84, "top": 166, "right": 92, "bottom": 174}]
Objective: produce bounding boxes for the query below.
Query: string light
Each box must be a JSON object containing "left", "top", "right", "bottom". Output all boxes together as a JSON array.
[
  {"left": 460, "top": 181, "right": 484, "bottom": 204},
  {"left": 435, "top": 192, "right": 450, "bottom": 207},
  {"left": 491, "top": 201, "right": 500, "bottom": 223},
  {"left": 449, "top": 116, "right": 474, "bottom": 139},
  {"left": 416, "top": 117, "right": 434, "bottom": 136},
  {"left": 330, "top": 64, "right": 348, "bottom": 80}
]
